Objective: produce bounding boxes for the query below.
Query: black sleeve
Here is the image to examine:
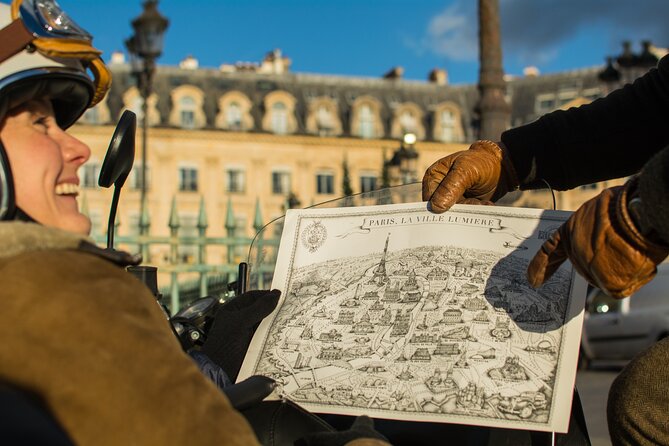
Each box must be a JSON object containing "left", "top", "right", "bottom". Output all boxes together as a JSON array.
[
  {"left": 638, "top": 145, "right": 669, "bottom": 244},
  {"left": 501, "top": 55, "right": 669, "bottom": 190}
]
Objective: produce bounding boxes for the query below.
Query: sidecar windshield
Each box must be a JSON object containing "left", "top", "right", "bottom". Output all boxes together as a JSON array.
[
  {"left": 244, "top": 182, "right": 556, "bottom": 290},
  {"left": 246, "top": 182, "right": 422, "bottom": 290}
]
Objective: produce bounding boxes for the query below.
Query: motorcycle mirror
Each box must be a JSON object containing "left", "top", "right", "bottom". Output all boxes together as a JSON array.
[
  {"left": 98, "top": 110, "right": 136, "bottom": 189},
  {"left": 98, "top": 110, "right": 137, "bottom": 250}
]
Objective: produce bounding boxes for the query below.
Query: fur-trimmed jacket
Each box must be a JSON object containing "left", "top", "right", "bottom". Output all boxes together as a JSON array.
[{"left": 0, "top": 222, "right": 260, "bottom": 445}]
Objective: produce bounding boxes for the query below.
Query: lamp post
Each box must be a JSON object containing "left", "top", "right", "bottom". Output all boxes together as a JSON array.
[
  {"left": 387, "top": 133, "right": 419, "bottom": 186},
  {"left": 125, "top": 0, "right": 168, "bottom": 242}
]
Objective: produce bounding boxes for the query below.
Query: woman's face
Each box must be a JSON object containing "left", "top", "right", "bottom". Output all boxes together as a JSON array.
[{"left": 0, "top": 99, "right": 91, "bottom": 235}]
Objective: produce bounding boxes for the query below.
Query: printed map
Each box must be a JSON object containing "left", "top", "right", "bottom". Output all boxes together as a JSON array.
[{"left": 239, "top": 203, "right": 586, "bottom": 433}]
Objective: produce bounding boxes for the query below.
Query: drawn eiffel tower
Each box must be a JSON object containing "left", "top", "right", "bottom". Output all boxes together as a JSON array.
[{"left": 373, "top": 233, "right": 390, "bottom": 285}]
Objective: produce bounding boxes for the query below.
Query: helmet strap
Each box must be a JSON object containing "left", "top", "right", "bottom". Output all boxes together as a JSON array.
[
  {"left": 0, "top": 141, "right": 15, "bottom": 221},
  {"left": 0, "top": 18, "right": 33, "bottom": 64}
]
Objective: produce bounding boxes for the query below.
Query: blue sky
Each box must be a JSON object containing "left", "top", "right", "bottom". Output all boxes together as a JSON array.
[{"left": 59, "top": 0, "right": 669, "bottom": 84}]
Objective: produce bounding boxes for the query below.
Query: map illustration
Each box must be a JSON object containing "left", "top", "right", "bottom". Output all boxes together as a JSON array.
[{"left": 239, "top": 203, "right": 587, "bottom": 433}]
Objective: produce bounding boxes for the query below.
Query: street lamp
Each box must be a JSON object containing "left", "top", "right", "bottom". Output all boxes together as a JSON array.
[
  {"left": 125, "top": 0, "right": 169, "bottom": 240},
  {"left": 387, "top": 133, "right": 419, "bottom": 185}
]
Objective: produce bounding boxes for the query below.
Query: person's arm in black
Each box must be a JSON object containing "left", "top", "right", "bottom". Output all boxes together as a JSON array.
[
  {"left": 637, "top": 144, "right": 669, "bottom": 244},
  {"left": 502, "top": 55, "right": 669, "bottom": 190}
]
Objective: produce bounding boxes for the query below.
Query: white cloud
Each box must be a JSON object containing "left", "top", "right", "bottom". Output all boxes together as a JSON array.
[
  {"left": 428, "top": 5, "right": 466, "bottom": 37},
  {"left": 514, "top": 47, "right": 560, "bottom": 67},
  {"left": 424, "top": 2, "right": 478, "bottom": 62},
  {"left": 411, "top": 0, "right": 669, "bottom": 70}
]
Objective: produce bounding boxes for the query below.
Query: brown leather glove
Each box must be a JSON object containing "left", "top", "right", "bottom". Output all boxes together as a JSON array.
[
  {"left": 422, "top": 140, "right": 519, "bottom": 213},
  {"left": 527, "top": 183, "right": 669, "bottom": 298}
]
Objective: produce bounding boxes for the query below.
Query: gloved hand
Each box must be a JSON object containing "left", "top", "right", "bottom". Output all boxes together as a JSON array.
[
  {"left": 295, "top": 416, "right": 389, "bottom": 446},
  {"left": 422, "top": 140, "right": 519, "bottom": 212},
  {"left": 527, "top": 183, "right": 669, "bottom": 298},
  {"left": 201, "top": 289, "right": 280, "bottom": 381}
]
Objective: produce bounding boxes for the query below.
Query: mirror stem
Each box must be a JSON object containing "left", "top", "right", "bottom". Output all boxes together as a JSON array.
[{"left": 107, "top": 186, "right": 122, "bottom": 250}]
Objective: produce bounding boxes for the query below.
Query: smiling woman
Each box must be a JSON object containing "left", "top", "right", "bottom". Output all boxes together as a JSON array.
[
  {"left": 0, "top": 1, "right": 391, "bottom": 445},
  {"left": 0, "top": 99, "right": 92, "bottom": 234},
  {"left": 0, "top": 0, "right": 266, "bottom": 444}
]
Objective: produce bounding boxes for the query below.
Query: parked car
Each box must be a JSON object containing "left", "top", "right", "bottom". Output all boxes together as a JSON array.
[{"left": 580, "top": 263, "right": 669, "bottom": 369}]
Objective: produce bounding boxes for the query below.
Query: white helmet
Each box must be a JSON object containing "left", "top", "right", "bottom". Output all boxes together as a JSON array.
[{"left": 0, "top": 0, "right": 110, "bottom": 219}]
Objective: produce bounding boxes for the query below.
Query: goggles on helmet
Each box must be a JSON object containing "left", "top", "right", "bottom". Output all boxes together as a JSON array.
[{"left": 0, "top": 0, "right": 110, "bottom": 106}]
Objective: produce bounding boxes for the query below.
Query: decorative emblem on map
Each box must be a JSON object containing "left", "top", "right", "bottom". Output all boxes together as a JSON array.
[{"left": 301, "top": 220, "right": 327, "bottom": 253}]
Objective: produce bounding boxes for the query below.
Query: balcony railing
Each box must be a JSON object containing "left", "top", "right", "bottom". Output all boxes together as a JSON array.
[{"left": 88, "top": 196, "right": 281, "bottom": 313}]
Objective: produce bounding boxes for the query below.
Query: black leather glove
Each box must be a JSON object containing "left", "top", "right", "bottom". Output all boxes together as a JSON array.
[
  {"left": 295, "top": 415, "right": 389, "bottom": 446},
  {"left": 200, "top": 289, "right": 280, "bottom": 381}
]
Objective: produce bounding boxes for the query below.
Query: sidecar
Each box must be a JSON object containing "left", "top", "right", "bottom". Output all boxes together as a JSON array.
[{"left": 0, "top": 184, "right": 592, "bottom": 446}]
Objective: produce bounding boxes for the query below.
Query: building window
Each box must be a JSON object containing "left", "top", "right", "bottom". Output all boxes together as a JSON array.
[
  {"left": 317, "top": 105, "right": 334, "bottom": 135},
  {"left": 180, "top": 96, "right": 196, "bottom": 129},
  {"left": 82, "top": 162, "right": 101, "bottom": 188},
  {"left": 536, "top": 94, "right": 556, "bottom": 113},
  {"left": 306, "top": 97, "right": 342, "bottom": 136},
  {"left": 440, "top": 110, "right": 456, "bottom": 142},
  {"left": 583, "top": 88, "right": 602, "bottom": 101},
  {"left": 558, "top": 97, "right": 575, "bottom": 107},
  {"left": 226, "top": 168, "right": 246, "bottom": 193},
  {"left": 217, "top": 92, "right": 254, "bottom": 131},
  {"left": 130, "top": 165, "right": 151, "bottom": 191},
  {"left": 226, "top": 102, "right": 243, "bottom": 130},
  {"left": 399, "top": 110, "right": 417, "bottom": 134},
  {"left": 558, "top": 89, "right": 578, "bottom": 107},
  {"left": 539, "top": 98, "right": 555, "bottom": 109},
  {"left": 272, "top": 171, "right": 291, "bottom": 194},
  {"left": 359, "top": 104, "right": 375, "bottom": 139},
  {"left": 179, "top": 167, "right": 198, "bottom": 192},
  {"left": 271, "top": 102, "right": 288, "bottom": 134},
  {"left": 360, "top": 175, "right": 377, "bottom": 193},
  {"left": 316, "top": 173, "right": 334, "bottom": 194},
  {"left": 181, "top": 110, "right": 195, "bottom": 128},
  {"left": 168, "top": 86, "right": 205, "bottom": 129}
]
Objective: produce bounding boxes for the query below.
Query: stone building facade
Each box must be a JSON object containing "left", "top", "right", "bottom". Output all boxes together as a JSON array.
[{"left": 71, "top": 42, "right": 665, "bottom": 265}]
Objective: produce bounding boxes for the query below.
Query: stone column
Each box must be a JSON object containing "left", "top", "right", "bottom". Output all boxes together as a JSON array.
[{"left": 477, "top": 0, "right": 511, "bottom": 141}]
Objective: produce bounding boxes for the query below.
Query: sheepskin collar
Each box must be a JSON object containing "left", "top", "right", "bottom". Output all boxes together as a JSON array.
[{"left": 0, "top": 222, "right": 141, "bottom": 266}]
